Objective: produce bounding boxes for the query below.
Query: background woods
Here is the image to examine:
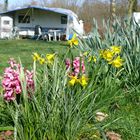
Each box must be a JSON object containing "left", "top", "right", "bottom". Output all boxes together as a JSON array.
[{"left": 42, "top": 0, "right": 139, "bottom": 32}]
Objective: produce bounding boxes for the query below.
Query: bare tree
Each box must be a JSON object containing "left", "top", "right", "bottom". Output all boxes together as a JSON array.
[
  {"left": 115, "top": 0, "right": 128, "bottom": 17},
  {"left": 30, "top": 0, "right": 38, "bottom": 6},
  {"left": 128, "top": 0, "right": 138, "bottom": 15},
  {"left": 4, "top": 0, "right": 8, "bottom": 11},
  {"left": 78, "top": 0, "right": 111, "bottom": 32},
  {"left": 110, "top": 0, "right": 116, "bottom": 19},
  {"left": 44, "top": 0, "right": 79, "bottom": 14},
  {"left": 40, "top": 0, "right": 48, "bottom": 6},
  {"left": 0, "top": 3, "right": 3, "bottom": 12}
]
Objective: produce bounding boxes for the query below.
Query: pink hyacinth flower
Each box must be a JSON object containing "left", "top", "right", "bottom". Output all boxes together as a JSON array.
[
  {"left": 26, "top": 70, "right": 34, "bottom": 91},
  {"left": 73, "top": 57, "right": 85, "bottom": 76},
  {"left": 2, "top": 58, "right": 34, "bottom": 102},
  {"left": 65, "top": 58, "right": 71, "bottom": 71}
]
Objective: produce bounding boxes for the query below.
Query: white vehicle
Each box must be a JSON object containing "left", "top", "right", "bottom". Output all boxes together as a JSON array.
[
  {"left": 133, "top": 12, "right": 140, "bottom": 26},
  {"left": 0, "top": 16, "right": 13, "bottom": 39},
  {"left": 0, "top": 6, "right": 84, "bottom": 40}
]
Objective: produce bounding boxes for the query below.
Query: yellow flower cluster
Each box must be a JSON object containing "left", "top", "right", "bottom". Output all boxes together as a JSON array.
[
  {"left": 88, "top": 56, "right": 97, "bottom": 63},
  {"left": 68, "top": 33, "right": 79, "bottom": 47},
  {"left": 83, "top": 52, "right": 97, "bottom": 63},
  {"left": 32, "top": 53, "right": 55, "bottom": 65},
  {"left": 100, "top": 46, "right": 123, "bottom": 68},
  {"left": 69, "top": 75, "right": 88, "bottom": 88},
  {"left": 100, "top": 49, "right": 114, "bottom": 61},
  {"left": 109, "top": 56, "right": 123, "bottom": 68}
]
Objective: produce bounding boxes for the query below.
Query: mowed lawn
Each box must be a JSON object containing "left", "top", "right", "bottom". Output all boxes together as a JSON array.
[{"left": 0, "top": 39, "right": 68, "bottom": 73}]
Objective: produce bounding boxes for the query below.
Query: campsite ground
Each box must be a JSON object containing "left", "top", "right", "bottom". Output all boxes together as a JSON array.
[{"left": 0, "top": 39, "right": 140, "bottom": 140}]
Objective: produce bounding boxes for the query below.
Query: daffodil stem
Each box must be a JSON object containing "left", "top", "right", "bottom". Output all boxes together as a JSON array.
[
  {"left": 14, "top": 107, "right": 18, "bottom": 140},
  {"left": 69, "top": 48, "right": 74, "bottom": 63},
  {"left": 80, "top": 56, "right": 82, "bottom": 77},
  {"left": 106, "top": 65, "right": 111, "bottom": 76}
]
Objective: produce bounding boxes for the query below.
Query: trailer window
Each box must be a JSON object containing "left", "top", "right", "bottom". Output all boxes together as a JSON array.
[
  {"left": 61, "top": 15, "right": 67, "bottom": 24},
  {"left": 3, "top": 20, "right": 10, "bottom": 25},
  {"left": 18, "top": 15, "right": 30, "bottom": 23}
]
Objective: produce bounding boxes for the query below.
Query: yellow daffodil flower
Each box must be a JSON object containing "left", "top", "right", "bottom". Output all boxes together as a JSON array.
[
  {"left": 46, "top": 53, "right": 55, "bottom": 64},
  {"left": 101, "top": 50, "right": 114, "bottom": 61},
  {"left": 69, "top": 75, "right": 78, "bottom": 86},
  {"left": 68, "top": 33, "right": 79, "bottom": 47},
  {"left": 93, "top": 56, "right": 97, "bottom": 63},
  {"left": 88, "top": 56, "right": 97, "bottom": 63},
  {"left": 111, "top": 46, "right": 121, "bottom": 54},
  {"left": 109, "top": 56, "right": 123, "bottom": 68},
  {"left": 33, "top": 53, "right": 40, "bottom": 61},
  {"left": 83, "top": 51, "right": 88, "bottom": 57},
  {"left": 99, "top": 50, "right": 104, "bottom": 57},
  {"left": 79, "top": 75, "right": 88, "bottom": 87},
  {"left": 39, "top": 58, "right": 45, "bottom": 65}
]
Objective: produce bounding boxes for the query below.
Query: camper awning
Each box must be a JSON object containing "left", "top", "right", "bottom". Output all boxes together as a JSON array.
[{"left": 0, "top": 6, "right": 78, "bottom": 20}]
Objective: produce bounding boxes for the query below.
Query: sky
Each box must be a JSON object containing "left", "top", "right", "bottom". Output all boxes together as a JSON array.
[
  {"left": 0, "top": 0, "right": 43, "bottom": 8},
  {"left": 0, "top": 0, "right": 44, "bottom": 7},
  {"left": 1, "top": 0, "right": 139, "bottom": 10},
  {"left": 1, "top": 0, "right": 85, "bottom": 8}
]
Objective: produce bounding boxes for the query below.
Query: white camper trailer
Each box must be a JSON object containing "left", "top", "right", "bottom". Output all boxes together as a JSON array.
[
  {"left": 0, "top": 16, "right": 13, "bottom": 39},
  {"left": 0, "top": 6, "right": 84, "bottom": 40},
  {"left": 133, "top": 12, "right": 140, "bottom": 26}
]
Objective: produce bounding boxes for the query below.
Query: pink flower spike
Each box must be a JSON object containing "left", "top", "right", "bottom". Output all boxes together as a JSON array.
[
  {"left": 8, "top": 58, "right": 16, "bottom": 68},
  {"left": 2, "top": 58, "right": 34, "bottom": 102},
  {"left": 65, "top": 58, "right": 71, "bottom": 70},
  {"left": 73, "top": 57, "right": 85, "bottom": 76}
]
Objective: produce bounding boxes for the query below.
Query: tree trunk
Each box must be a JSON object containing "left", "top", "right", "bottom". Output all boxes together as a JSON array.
[
  {"left": 4, "top": 0, "right": 8, "bottom": 11},
  {"left": 128, "top": 0, "right": 137, "bottom": 16},
  {"left": 110, "top": 0, "right": 116, "bottom": 19}
]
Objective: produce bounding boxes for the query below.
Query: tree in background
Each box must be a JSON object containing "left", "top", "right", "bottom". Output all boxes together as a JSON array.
[
  {"left": 4, "top": 0, "right": 8, "bottom": 11},
  {"left": 30, "top": 0, "right": 38, "bottom": 6},
  {"left": 45, "top": 0, "right": 79, "bottom": 14},
  {"left": 128, "top": 0, "right": 138, "bottom": 15},
  {"left": 40, "top": 0, "right": 48, "bottom": 7},
  {"left": 0, "top": 3, "right": 3, "bottom": 12},
  {"left": 79, "top": 0, "right": 111, "bottom": 32},
  {"left": 116, "top": 0, "right": 128, "bottom": 17},
  {"left": 110, "top": 0, "right": 116, "bottom": 19}
]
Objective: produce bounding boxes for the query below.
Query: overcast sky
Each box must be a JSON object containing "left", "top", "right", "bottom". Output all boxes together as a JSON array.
[
  {"left": 0, "top": 0, "right": 139, "bottom": 9},
  {"left": 1, "top": 0, "right": 85, "bottom": 8},
  {"left": 0, "top": 0, "right": 85, "bottom": 7}
]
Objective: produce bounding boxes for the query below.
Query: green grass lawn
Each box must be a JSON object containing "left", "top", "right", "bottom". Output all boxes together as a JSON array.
[{"left": 0, "top": 39, "right": 68, "bottom": 73}]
